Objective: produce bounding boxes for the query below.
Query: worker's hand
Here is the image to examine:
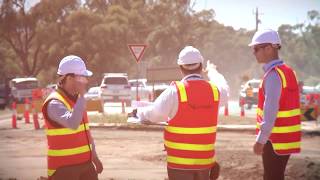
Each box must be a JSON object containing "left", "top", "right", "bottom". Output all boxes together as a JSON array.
[
  {"left": 93, "top": 156, "right": 103, "bottom": 174},
  {"left": 253, "top": 142, "right": 265, "bottom": 155},
  {"left": 128, "top": 109, "right": 137, "bottom": 118},
  {"left": 209, "top": 162, "right": 220, "bottom": 180},
  {"left": 37, "top": 176, "right": 48, "bottom": 180},
  {"left": 75, "top": 76, "right": 88, "bottom": 96}
]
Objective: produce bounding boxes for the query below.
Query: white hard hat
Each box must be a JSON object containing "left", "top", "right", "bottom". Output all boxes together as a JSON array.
[
  {"left": 57, "top": 55, "right": 93, "bottom": 76},
  {"left": 248, "top": 29, "right": 281, "bottom": 47},
  {"left": 177, "top": 46, "right": 204, "bottom": 65}
]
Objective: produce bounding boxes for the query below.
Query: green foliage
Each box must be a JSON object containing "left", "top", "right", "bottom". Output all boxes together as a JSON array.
[{"left": 0, "top": 1, "right": 319, "bottom": 96}]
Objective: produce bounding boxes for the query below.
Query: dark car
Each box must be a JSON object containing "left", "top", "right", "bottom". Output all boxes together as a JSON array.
[{"left": 0, "top": 84, "right": 8, "bottom": 109}]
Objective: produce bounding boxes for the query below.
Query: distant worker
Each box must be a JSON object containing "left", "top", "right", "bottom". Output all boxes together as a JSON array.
[
  {"left": 246, "top": 83, "right": 254, "bottom": 98},
  {"left": 249, "top": 29, "right": 301, "bottom": 180},
  {"left": 42, "top": 55, "right": 103, "bottom": 180},
  {"left": 245, "top": 83, "right": 254, "bottom": 109},
  {"left": 130, "top": 46, "right": 229, "bottom": 180}
]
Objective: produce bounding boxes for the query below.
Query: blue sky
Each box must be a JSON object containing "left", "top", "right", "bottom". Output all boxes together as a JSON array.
[{"left": 191, "top": 0, "right": 320, "bottom": 30}]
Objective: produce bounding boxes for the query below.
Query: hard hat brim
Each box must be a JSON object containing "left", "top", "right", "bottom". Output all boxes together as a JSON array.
[
  {"left": 82, "top": 70, "right": 93, "bottom": 77},
  {"left": 57, "top": 70, "right": 93, "bottom": 76},
  {"left": 248, "top": 42, "right": 259, "bottom": 47}
]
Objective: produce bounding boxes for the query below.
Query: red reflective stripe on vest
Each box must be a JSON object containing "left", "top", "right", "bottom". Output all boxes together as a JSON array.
[
  {"left": 48, "top": 152, "right": 91, "bottom": 170},
  {"left": 164, "top": 80, "right": 219, "bottom": 169},
  {"left": 269, "top": 131, "right": 301, "bottom": 142},
  {"left": 42, "top": 90, "right": 91, "bottom": 177},
  {"left": 165, "top": 133, "right": 216, "bottom": 144},
  {"left": 168, "top": 163, "right": 216, "bottom": 170},
  {"left": 47, "top": 131, "right": 91, "bottom": 149},
  {"left": 257, "top": 64, "right": 301, "bottom": 155},
  {"left": 166, "top": 148, "right": 215, "bottom": 158}
]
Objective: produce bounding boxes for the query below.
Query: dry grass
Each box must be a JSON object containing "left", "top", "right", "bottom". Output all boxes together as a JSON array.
[
  {"left": 88, "top": 113, "right": 127, "bottom": 124},
  {"left": 88, "top": 113, "right": 256, "bottom": 125}
]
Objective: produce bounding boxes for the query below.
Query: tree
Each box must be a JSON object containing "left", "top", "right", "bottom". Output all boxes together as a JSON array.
[{"left": 0, "top": 0, "right": 80, "bottom": 77}]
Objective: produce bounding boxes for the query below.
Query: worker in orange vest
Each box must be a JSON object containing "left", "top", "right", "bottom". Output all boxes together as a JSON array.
[
  {"left": 245, "top": 83, "right": 254, "bottom": 109},
  {"left": 130, "top": 46, "right": 229, "bottom": 180},
  {"left": 42, "top": 55, "right": 103, "bottom": 179},
  {"left": 249, "top": 29, "right": 301, "bottom": 180}
]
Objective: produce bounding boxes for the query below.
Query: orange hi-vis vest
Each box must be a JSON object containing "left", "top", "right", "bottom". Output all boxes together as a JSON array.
[
  {"left": 246, "top": 87, "right": 254, "bottom": 97},
  {"left": 42, "top": 89, "right": 92, "bottom": 178},
  {"left": 164, "top": 80, "right": 220, "bottom": 169},
  {"left": 257, "top": 64, "right": 301, "bottom": 155}
]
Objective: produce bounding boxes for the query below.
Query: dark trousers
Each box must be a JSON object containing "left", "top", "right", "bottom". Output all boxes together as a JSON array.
[
  {"left": 51, "top": 161, "right": 98, "bottom": 180},
  {"left": 167, "top": 167, "right": 210, "bottom": 180},
  {"left": 262, "top": 141, "right": 290, "bottom": 180}
]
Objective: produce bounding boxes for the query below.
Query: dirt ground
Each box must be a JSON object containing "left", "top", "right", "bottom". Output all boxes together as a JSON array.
[{"left": 0, "top": 121, "right": 319, "bottom": 180}]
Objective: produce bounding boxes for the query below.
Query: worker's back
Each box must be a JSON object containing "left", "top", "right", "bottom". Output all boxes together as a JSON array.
[{"left": 164, "top": 80, "right": 220, "bottom": 170}]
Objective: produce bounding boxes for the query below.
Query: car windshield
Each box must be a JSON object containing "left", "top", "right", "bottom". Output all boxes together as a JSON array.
[
  {"left": 14, "top": 81, "right": 38, "bottom": 89},
  {"left": 88, "top": 87, "right": 100, "bottom": 94},
  {"left": 104, "top": 77, "right": 128, "bottom": 85},
  {"left": 248, "top": 82, "right": 260, "bottom": 88},
  {"left": 129, "top": 81, "right": 144, "bottom": 87}
]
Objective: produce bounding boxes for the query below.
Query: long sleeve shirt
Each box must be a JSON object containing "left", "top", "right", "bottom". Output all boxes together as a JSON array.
[
  {"left": 256, "top": 59, "right": 283, "bottom": 144},
  {"left": 47, "top": 91, "right": 97, "bottom": 157},
  {"left": 137, "top": 73, "right": 229, "bottom": 123}
]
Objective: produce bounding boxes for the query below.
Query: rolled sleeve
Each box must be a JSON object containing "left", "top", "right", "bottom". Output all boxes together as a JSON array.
[
  {"left": 137, "top": 86, "right": 178, "bottom": 123},
  {"left": 47, "top": 96, "right": 86, "bottom": 129}
]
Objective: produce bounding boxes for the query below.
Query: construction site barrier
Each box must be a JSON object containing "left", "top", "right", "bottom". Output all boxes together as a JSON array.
[
  {"left": 32, "top": 102, "right": 40, "bottom": 130},
  {"left": 240, "top": 98, "right": 245, "bottom": 117},
  {"left": 16, "top": 99, "right": 43, "bottom": 114},
  {"left": 224, "top": 102, "right": 229, "bottom": 116},
  {"left": 24, "top": 98, "right": 30, "bottom": 124},
  {"left": 11, "top": 102, "right": 17, "bottom": 129},
  {"left": 121, "top": 100, "right": 126, "bottom": 114},
  {"left": 86, "top": 99, "right": 104, "bottom": 113}
]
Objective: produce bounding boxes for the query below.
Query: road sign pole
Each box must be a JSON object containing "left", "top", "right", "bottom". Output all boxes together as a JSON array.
[
  {"left": 136, "top": 65, "right": 139, "bottom": 101},
  {"left": 128, "top": 44, "right": 147, "bottom": 102}
]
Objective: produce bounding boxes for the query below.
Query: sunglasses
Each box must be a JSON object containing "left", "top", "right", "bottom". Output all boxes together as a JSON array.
[{"left": 253, "top": 44, "right": 271, "bottom": 53}]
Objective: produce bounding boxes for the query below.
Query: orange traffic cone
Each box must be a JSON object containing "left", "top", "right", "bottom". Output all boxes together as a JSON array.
[
  {"left": 24, "top": 98, "right": 30, "bottom": 123},
  {"left": 148, "top": 93, "right": 152, "bottom": 102},
  {"left": 224, "top": 102, "right": 229, "bottom": 116},
  {"left": 121, "top": 100, "right": 125, "bottom": 114},
  {"left": 240, "top": 105, "right": 245, "bottom": 117},
  {"left": 240, "top": 99, "right": 245, "bottom": 117},
  {"left": 12, "top": 101, "right": 17, "bottom": 129},
  {"left": 32, "top": 102, "right": 40, "bottom": 130}
]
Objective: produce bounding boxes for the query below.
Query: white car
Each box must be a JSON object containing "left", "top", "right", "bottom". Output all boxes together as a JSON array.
[
  {"left": 129, "top": 79, "right": 152, "bottom": 101},
  {"left": 147, "top": 82, "right": 170, "bottom": 99},
  {"left": 100, "top": 73, "right": 131, "bottom": 106},
  {"left": 84, "top": 86, "right": 101, "bottom": 100},
  {"left": 9, "top": 77, "right": 40, "bottom": 103}
]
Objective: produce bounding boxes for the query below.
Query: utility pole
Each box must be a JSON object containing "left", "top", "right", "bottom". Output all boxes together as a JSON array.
[{"left": 253, "top": 7, "right": 262, "bottom": 32}]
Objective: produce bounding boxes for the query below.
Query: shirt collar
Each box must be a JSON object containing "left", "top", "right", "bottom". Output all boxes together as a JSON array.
[
  {"left": 263, "top": 59, "right": 284, "bottom": 72},
  {"left": 182, "top": 74, "right": 202, "bottom": 81}
]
